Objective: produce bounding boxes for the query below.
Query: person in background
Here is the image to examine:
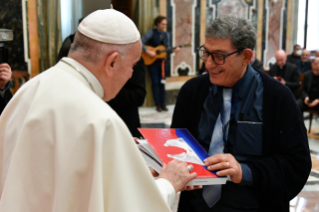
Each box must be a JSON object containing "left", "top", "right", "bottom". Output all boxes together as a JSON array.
[
  {"left": 171, "top": 15, "right": 311, "bottom": 212},
  {"left": 107, "top": 57, "right": 146, "bottom": 138},
  {"left": 0, "top": 63, "right": 12, "bottom": 115},
  {"left": 269, "top": 50, "right": 300, "bottom": 98},
  {"left": 0, "top": 9, "right": 199, "bottom": 211},
  {"left": 57, "top": 18, "right": 84, "bottom": 62},
  {"left": 297, "top": 57, "right": 319, "bottom": 113},
  {"left": 297, "top": 49, "right": 312, "bottom": 73},
  {"left": 287, "top": 44, "right": 302, "bottom": 65},
  {"left": 315, "top": 50, "right": 319, "bottom": 58},
  {"left": 141, "top": 16, "right": 180, "bottom": 112}
]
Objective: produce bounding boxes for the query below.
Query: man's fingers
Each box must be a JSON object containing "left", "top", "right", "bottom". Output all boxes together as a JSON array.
[
  {"left": 207, "top": 161, "right": 230, "bottom": 171},
  {"left": 216, "top": 168, "right": 236, "bottom": 177},
  {"left": 204, "top": 153, "right": 228, "bottom": 166}
]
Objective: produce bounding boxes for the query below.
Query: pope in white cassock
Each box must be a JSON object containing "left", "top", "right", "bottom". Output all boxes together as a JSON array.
[{"left": 0, "top": 9, "right": 198, "bottom": 212}]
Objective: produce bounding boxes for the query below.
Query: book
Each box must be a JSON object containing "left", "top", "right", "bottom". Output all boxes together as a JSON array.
[{"left": 137, "top": 128, "right": 227, "bottom": 186}]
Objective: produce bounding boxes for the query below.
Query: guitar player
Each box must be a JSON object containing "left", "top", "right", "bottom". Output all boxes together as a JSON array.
[{"left": 141, "top": 15, "right": 180, "bottom": 112}]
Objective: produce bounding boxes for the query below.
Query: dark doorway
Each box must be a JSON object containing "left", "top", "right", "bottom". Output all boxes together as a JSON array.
[{"left": 112, "top": 0, "right": 132, "bottom": 19}]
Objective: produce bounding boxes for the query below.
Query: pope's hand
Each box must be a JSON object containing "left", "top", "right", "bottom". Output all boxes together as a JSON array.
[
  {"left": 158, "top": 159, "right": 198, "bottom": 193},
  {"left": 152, "top": 166, "right": 202, "bottom": 191},
  {"left": 204, "top": 153, "right": 242, "bottom": 183}
]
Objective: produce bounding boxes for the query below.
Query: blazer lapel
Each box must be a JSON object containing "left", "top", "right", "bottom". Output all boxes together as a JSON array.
[{"left": 284, "top": 64, "right": 291, "bottom": 80}]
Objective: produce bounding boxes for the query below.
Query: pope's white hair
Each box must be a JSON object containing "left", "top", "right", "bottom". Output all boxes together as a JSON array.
[{"left": 69, "top": 32, "right": 132, "bottom": 64}]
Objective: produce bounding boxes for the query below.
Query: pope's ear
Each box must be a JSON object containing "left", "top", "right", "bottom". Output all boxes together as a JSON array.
[
  {"left": 104, "top": 52, "right": 120, "bottom": 77},
  {"left": 242, "top": 49, "right": 253, "bottom": 65}
]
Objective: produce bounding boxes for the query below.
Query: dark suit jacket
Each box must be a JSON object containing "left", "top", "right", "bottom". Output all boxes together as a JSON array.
[
  {"left": 297, "top": 61, "right": 312, "bottom": 73},
  {"left": 287, "top": 54, "right": 300, "bottom": 65},
  {"left": 107, "top": 57, "right": 146, "bottom": 138},
  {"left": 300, "top": 71, "right": 316, "bottom": 100},
  {"left": 0, "top": 86, "right": 12, "bottom": 115},
  {"left": 251, "top": 58, "right": 264, "bottom": 72},
  {"left": 269, "top": 62, "right": 300, "bottom": 98}
]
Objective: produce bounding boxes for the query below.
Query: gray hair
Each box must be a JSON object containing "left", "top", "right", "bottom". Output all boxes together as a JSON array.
[
  {"left": 69, "top": 32, "right": 131, "bottom": 64},
  {"left": 205, "top": 15, "right": 256, "bottom": 50}
]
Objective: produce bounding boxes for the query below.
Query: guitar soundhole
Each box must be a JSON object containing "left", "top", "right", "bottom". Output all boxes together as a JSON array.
[{"left": 156, "top": 50, "right": 161, "bottom": 55}]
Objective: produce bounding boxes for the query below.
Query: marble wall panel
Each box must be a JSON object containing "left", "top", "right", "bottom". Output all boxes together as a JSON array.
[
  {"left": 256, "top": 0, "right": 264, "bottom": 61},
  {"left": 164, "top": 0, "right": 292, "bottom": 76},
  {"left": 170, "top": 0, "right": 196, "bottom": 76},
  {"left": 218, "top": 0, "right": 247, "bottom": 18},
  {"left": 262, "top": 0, "right": 287, "bottom": 69},
  {"left": 206, "top": 0, "right": 257, "bottom": 27}
]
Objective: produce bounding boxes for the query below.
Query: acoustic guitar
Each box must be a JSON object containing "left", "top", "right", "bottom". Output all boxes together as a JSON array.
[{"left": 141, "top": 43, "right": 191, "bottom": 65}]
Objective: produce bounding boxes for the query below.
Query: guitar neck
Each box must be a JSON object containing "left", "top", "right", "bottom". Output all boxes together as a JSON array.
[{"left": 157, "top": 45, "right": 183, "bottom": 54}]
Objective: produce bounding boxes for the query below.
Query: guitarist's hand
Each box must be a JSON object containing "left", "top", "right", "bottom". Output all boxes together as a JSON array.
[
  {"left": 174, "top": 47, "right": 181, "bottom": 53},
  {"left": 146, "top": 50, "right": 156, "bottom": 58}
]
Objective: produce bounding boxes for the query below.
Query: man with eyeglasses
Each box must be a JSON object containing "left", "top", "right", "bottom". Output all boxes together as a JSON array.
[{"left": 171, "top": 15, "right": 311, "bottom": 212}]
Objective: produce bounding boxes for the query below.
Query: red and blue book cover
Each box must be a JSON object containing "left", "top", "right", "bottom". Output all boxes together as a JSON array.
[{"left": 138, "top": 128, "right": 227, "bottom": 185}]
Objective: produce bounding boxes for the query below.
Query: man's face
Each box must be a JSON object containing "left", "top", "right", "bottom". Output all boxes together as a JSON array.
[
  {"left": 112, "top": 40, "right": 142, "bottom": 98},
  {"left": 276, "top": 53, "right": 287, "bottom": 68},
  {"left": 157, "top": 19, "right": 167, "bottom": 32},
  {"left": 301, "top": 50, "right": 311, "bottom": 63},
  {"left": 312, "top": 61, "right": 319, "bottom": 76},
  {"left": 204, "top": 38, "right": 248, "bottom": 87},
  {"left": 293, "top": 45, "right": 301, "bottom": 55}
]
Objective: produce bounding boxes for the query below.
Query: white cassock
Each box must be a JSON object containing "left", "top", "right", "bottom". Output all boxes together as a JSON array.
[{"left": 0, "top": 58, "right": 175, "bottom": 212}]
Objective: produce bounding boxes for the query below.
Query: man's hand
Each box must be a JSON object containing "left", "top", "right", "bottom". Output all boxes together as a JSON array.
[
  {"left": 204, "top": 153, "right": 242, "bottom": 184},
  {"left": 279, "top": 78, "right": 286, "bottom": 85},
  {"left": 304, "top": 97, "right": 319, "bottom": 107},
  {"left": 158, "top": 159, "right": 198, "bottom": 193},
  {"left": 146, "top": 50, "right": 156, "bottom": 58},
  {"left": 0, "top": 63, "right": 12, "bottom": 89},
  {"left": 173, "top": 47, "right": 181, "bottom": 53},
  {"left": 304, "top": 97, "right": 310, "bottom": 105}
]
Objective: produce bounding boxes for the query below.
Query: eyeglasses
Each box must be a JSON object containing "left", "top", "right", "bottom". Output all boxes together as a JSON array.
[{"left": 197, "top": 45, "right": 244, "bottom": 65}]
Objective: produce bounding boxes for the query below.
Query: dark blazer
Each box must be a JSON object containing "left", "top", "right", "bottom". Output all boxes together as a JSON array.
[
  {"left": 0, "top": 87, "right": 12, "bottom": 115},
  {"left": 172, "top": 69, "right": 311, "bottom": 212},
  {"left": 300, "top": 71, "right": 315, "bottom": 100},
  {"left": 107, "top": 57, "right": 146, "bottom": 138},
  {"left": 287, "top": 54, "right": 300, "bottom": 65},
  {"left": 269, "top": 62, "right": 300, "bottom": 98},
  {"left": 251, "top": 58, "right": 264, "bottom": 72},
  {"left": 297, "top": 61, "right": 312, "bottom": 73}
]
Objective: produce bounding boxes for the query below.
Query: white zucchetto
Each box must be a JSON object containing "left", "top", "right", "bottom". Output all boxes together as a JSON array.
[{"left": 78, "top": 9, "right": 140, "bottom": 45}]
